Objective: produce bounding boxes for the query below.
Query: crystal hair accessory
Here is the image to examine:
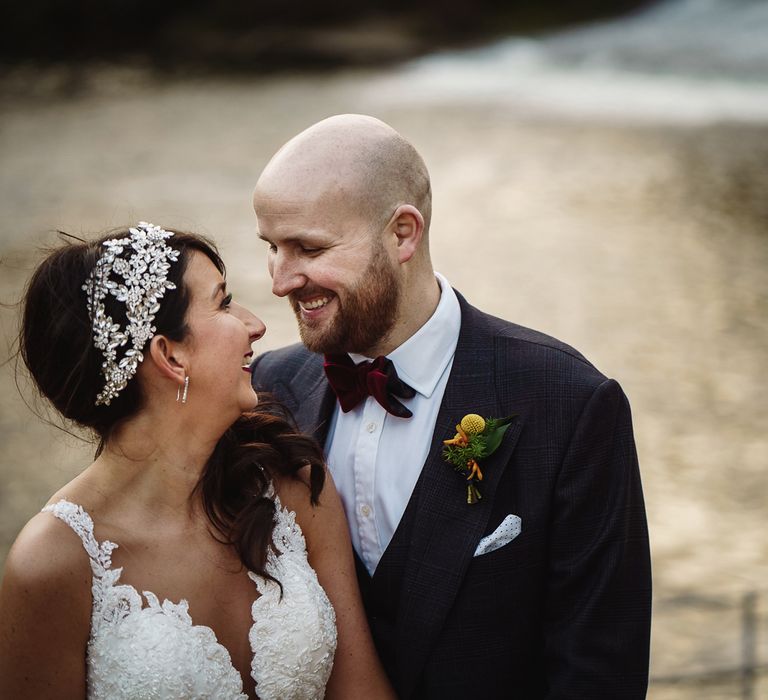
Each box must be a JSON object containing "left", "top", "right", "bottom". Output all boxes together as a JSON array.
[{"left": 82, "top": 222, "right": 180, "bottom": 406}]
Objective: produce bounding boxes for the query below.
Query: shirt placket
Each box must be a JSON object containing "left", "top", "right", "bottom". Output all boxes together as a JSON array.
[{"left": 352, "top": 396, "right": 386, "bottom": 574}]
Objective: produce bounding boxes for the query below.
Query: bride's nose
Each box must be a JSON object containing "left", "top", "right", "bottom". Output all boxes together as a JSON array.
[{"left": 237, "top": 304, "right": 266, "bottom": 342}]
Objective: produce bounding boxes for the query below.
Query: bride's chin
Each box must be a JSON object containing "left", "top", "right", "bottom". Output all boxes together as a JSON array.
[{"left": 239, "top": 389, "right": 259, "bottom": 413}]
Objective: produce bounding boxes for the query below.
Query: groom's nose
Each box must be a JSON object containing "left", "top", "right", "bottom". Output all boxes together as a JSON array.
[{"left": 270, "top": 252, "right": 306, "bottom": 297}]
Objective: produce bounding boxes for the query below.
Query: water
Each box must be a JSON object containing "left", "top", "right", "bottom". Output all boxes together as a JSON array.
[{"left": 370, "top": 0, "right": 768, "bottom": 124}]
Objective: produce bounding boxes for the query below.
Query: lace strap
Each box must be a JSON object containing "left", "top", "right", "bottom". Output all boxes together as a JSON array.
[
  {"left": 269, "top": 492, "right": 307, "bottom": 558},
  {"left": 42, "top": 499, "right": 118, "bottom": 577}
]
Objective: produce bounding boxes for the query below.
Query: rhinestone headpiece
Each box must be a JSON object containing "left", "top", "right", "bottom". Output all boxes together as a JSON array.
[{"left": 82, "top": 222, "right": 180, "bottom": 406}]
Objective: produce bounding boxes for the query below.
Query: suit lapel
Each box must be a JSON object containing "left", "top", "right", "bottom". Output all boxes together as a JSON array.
[{"left": 394, "top": 299, "right": 524, "bottom": 698}]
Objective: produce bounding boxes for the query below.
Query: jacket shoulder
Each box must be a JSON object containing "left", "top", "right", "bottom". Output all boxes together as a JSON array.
[
  {"left": 252, "top": 342, "right": 313, "bottom": 370},
  {"left": 464, "top": 301, "right": 607, "bottom": 386},
  {"left": 250, "top": 343, "right": 321, "bottom": 393}
]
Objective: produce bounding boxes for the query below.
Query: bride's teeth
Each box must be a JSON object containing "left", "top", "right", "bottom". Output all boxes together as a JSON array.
[{"left": 302, "top": 297, "right": 329, "bottom": 310}]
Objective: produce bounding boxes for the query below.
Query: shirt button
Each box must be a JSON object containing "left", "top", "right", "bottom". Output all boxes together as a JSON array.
[
  {"left": 360, "top": 504, "right": 372, "bottom": 517},
  {"left": 366, "top": 422, "right": 377, "bottom": 433}
]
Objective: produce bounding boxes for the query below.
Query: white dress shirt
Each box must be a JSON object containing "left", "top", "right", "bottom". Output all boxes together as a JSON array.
[{"left": 325, "top": 273, "right": 461, "bottom": 575}]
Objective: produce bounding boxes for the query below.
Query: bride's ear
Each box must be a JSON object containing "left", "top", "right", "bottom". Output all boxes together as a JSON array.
[{"left": 148, "top": 335, "right": 187, "bottom": 386}]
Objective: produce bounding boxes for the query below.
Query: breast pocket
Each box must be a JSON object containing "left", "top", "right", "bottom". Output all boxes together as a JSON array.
[{"left": 473, "top": 514, "right": 522, "bottom": 556}]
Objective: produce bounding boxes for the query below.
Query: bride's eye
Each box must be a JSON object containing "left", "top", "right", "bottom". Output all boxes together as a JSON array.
[{"left": 221, "top": 293, "right": 233, "bottom": 309}]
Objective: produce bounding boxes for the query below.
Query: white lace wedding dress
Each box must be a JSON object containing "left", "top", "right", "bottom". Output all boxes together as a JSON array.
[{"left": 43, "top": 495, "right": 337, "bottom": 700}]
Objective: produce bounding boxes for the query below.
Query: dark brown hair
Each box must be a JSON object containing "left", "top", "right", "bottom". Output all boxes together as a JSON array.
[{"left": 19, "top": 227, "right": 324, "bottom": 578}]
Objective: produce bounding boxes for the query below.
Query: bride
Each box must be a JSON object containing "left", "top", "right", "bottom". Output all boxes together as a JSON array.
[{"left": 0, "top": 222, "right": 394, "bottom": 699}]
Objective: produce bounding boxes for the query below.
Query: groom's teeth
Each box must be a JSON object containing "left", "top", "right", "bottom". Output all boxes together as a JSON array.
[{"left": 301, "top": 297, "right": 330, "bottom": 310}]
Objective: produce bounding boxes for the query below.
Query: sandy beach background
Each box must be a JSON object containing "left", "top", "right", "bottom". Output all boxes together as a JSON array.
[{"left": 2, "top": 3, "right": 768, "bottom": 696}]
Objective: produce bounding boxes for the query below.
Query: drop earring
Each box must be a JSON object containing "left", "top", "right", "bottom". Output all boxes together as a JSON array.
[{"left": 176, "top": 375, "right": 189, "bottom": 404}]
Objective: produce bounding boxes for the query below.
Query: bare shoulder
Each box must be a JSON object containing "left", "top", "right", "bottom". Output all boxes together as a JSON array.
[
  {"left": 271, "top": 465, "right": 323, "bottom": 526},
  {"left": 0, "top": 511, "right": 92, "bottom": 697},
  {"left": 2, "top": 509, "right": 92, "bottom": 597},
  {"left": 270, "top": 466, "right": 346, "bottom": 549}
]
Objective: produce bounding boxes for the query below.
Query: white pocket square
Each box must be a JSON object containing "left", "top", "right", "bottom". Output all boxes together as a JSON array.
[{"left": 474, "top": 514, "right": 522, "bottom": 556}]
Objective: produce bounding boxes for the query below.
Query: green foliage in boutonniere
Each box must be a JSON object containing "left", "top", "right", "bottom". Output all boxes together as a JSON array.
[{"left": 443, "top": 413, "right": 515, "bottom": 504}]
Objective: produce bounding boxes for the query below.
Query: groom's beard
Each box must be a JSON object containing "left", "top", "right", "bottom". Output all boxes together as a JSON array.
[{"left": 289, "top": 244, "right": 400, "bottom": 356}]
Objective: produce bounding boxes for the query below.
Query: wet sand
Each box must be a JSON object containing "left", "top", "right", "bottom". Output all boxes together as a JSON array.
[{"left": 1, "top": 68, "right": 767, "bottom": 697}]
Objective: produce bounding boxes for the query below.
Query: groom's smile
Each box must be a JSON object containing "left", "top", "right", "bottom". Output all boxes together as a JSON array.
[
  {"left": 292, "top": 291, "right": 338, "bottom": 327},
  {"left": 298, "top": 295, "right": 331, "bottom": 311}
]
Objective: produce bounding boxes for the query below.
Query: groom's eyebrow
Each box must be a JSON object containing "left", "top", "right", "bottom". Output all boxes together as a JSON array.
[
  {"left": 258, "top": 231, "right": 329, "bottom": 246},
  {"left": 258, "top": 231, "right": 287, "bottom": 245},
  {"left": 211, "top": 282, "right": 226, "bottom": 300}
]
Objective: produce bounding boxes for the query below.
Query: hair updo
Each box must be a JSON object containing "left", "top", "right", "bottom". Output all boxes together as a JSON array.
[
  {"left": 19, "top": 227, "right": 325, "bottom": 578},
  {"left": 21, "top": 229, "right": 208, "bottom": 434}
]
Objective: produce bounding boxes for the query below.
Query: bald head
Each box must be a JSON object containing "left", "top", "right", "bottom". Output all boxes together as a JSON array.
[{"left": 254, "top": 114, "right": 432, "bottom": 238}]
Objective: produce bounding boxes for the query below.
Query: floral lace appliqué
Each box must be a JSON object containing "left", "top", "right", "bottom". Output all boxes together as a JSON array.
[
  {"left": 43, "top": 496, "right": 336, "bottom": 700},
  {"left": 249, "top": 496, "right": 337, "bottom": 699}
]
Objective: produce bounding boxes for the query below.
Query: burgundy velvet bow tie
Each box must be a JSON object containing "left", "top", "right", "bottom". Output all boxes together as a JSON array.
[{"left": 323, "top": 354, "right": 416, "bottom": 418}]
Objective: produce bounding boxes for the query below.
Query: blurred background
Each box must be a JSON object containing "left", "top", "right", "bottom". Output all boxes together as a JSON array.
[{"left": 1, "top": 0, "right": 767, "bottom": 697}]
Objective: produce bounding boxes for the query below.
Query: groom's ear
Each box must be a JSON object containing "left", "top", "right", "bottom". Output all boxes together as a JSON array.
[
  {"left": 389, "top": 205, "right": 424, "bottom": 264},
  {"left": 148, "top": 335, "right": 187, "bottom": 385}
]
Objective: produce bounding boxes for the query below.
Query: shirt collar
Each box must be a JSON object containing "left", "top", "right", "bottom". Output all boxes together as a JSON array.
[{"left": 349, "top": 272, "right": 461, "bottom": 399}]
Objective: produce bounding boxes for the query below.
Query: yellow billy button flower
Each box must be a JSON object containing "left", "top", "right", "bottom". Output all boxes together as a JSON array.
[
  {"left": 460, "top": 413, "right": 486, "bottom": 435},
  {"left": 443, "top": 413, "right": 516, "bottom": 504}
]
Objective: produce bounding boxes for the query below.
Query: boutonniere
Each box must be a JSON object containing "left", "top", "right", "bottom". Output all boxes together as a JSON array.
[{"left": 443, "top": 413, "right": 515, "bottom": 504}]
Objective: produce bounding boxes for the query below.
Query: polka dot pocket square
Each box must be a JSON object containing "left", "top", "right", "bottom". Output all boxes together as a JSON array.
[{"left": 473, "top": 514, "right": 522, "bottom": 556}]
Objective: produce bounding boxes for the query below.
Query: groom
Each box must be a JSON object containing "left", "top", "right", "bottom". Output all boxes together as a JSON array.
[{"left": 250, "top": 115, "right": 651, "bottom": 699}]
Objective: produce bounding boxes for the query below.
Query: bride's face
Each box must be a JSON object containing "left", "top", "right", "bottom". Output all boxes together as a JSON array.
[{"left": 179, "top": 251, "right": 265, "bottom": 421}]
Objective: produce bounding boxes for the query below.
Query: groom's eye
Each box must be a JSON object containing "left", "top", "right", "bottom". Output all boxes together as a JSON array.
[{"left": 299, "top": 244, "right": 323, "bottom": 255}]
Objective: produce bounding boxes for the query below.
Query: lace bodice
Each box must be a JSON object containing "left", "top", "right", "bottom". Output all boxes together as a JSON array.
[{"left": 42, "top": 496, "right": 337, "bottom": 700}]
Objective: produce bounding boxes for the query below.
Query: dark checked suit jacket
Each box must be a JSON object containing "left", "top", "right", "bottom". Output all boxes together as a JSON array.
[{"left": 251, "top": 293, "right": 651, "bottom": 699}]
